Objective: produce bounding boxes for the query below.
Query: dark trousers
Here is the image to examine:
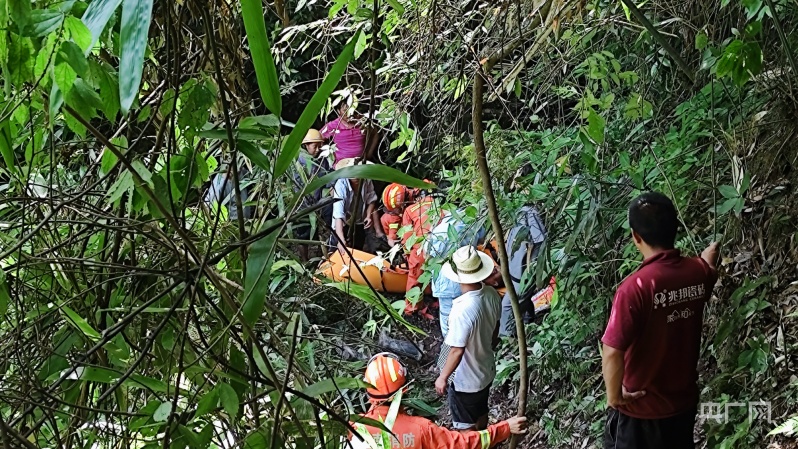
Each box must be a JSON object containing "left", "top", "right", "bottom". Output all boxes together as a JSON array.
[{"left": 604, "top": 408, "right": 696, "bottom": 449}]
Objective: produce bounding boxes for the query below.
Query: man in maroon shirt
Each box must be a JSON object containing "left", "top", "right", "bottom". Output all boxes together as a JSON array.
[{"left": 602, "top": 192, "right": 719, "bottom": 449}]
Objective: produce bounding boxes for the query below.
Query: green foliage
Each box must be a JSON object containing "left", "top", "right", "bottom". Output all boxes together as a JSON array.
[
  {"left": 241, "top": 0, "right": 282, "bottom": 116},
  {"left": 119, "top": 0, "right": 154, "bottom": 113}
]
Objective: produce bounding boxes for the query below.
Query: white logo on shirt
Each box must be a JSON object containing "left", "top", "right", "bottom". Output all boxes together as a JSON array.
[
  {"left": 667, "top": 307, "right": 696, "bottom": 323},
  {"left": 653, "top": 283, "right": 706, "bottom": 309}
]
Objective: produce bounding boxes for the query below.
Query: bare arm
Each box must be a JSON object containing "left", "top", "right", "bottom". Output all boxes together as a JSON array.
[
  {"left": 436, "top": 346, "right": 464, "bottom": 395},
  {"left": 701, "top": 241, "right": 720, "bottom": 270},
  {"left": 602, "top": 344, "right": 645, "bottom": 408}
]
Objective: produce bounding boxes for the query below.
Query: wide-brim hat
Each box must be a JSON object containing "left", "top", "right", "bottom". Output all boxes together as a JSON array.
[
  {"left": 335, "top": 157, "right": 374, "bottom": 170},
  {"left": 441, "top": 246, "right": 495, "bottom": 284}
]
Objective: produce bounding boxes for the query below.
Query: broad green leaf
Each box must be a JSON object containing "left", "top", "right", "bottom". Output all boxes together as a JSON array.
[
  {"left": 119, "top": 0, "right": 154, "bottom": 113},
  {"left": 55, "top": 42, "right": 89, "bottom": 77},
  {"left": 107, "top": 170, "right": 134, "bottom": 203},
  {"left": 274, "top": 29, "right": 361, "bottom": 177},
  {"left": 61, "top": 306, "right": 101, "bottom": 340},
  {"left": 0, "top": 270, "right": 9, "bottom": 316},
  {"left": 101, "top": 136, "right": 126, "bottom": 176},
  {"left": 195, "top": 388, "right": 218, "bottom": 417},
  {"left": 240, "top": 114, "right": 282, "bottom": 130},
  {"left": 8, "top": 0, "right": 31, "bottom": 28},
  {"left": 237, "top": 140, "right": 270, "bottom": 171},
  {"left": 25, "top": 9, "right": 64, "bottom": 37},
  {"left": 586, "top": 110, "right": 605, "bottom": 144},
  {"left": 217, "top": 383, "right": 239, "bottom": 420},
  {"left": 718, "top": 185, "right": 739, "bottom": 199},
  {"left": 47, "top": 0, "right": 122, "bottom": 115},
  {"left": 385, "top": 0, "right": 405, "bottom": 14},
  {"left": 744, "top": 20, "right": 762, "bottom": 37},
  {"left": 54, "top": 62, "right": 77, "bottom": 95},
  {"left": 695, "top": 32, "right": 708, "bottom": 50},
  {"left": 742, "top": 0, "right": 762, "bottom": 19},
  {"left": 90, "top": 61, "right": 120, "bottom": 120},
  {"left": 305, "top": 163, "right": 434, "bottom": 194},
  {"left": 65, "top": 16, "right": 92, "bottom": 52},
  {"left": 153, "top": 401, "right": 172, "bottom": 422},
  {"left": 240, "top": 0, "right": 281, "bottom": 116},
  {"left": 242, "top": 219, "right": 281, "bottom": 325},
  {"left": 302, "top": 377, "right": 370, "bottom": 397}
]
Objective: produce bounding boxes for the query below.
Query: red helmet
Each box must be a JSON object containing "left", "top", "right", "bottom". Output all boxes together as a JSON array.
[
  {"left": 382, "top": 184, "right": 409, "bottom": 212},
  {"left": 364, "top": 353, "right": 407, "bottom": 400}
]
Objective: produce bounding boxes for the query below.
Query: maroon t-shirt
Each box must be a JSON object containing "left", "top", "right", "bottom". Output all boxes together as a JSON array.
[{"left": 602, "top": 249, "right": 717, "bottom": 419}]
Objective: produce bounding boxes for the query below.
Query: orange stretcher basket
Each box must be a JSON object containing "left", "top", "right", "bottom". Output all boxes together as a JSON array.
[
  {"left": 316, "top": 243, "right": 510, "bottom": 296},
  {"left": 317, "top": 248, "right": 410, "bottom": 293}
]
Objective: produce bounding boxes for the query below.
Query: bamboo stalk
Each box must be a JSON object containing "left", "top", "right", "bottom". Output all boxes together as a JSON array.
[{"left": 472, "top": 68, "right": 528, "bottom": 449}]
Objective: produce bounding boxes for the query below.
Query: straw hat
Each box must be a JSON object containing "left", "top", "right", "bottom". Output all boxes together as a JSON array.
[
  {"left": 334, "top": 157, "right": 374, "bottom": 170},
  {"left": 302, "top": 129, "right": 324, "bottom": 144},
  {"left": 441, "top": 246, "right": 495, "bottom": 284}
]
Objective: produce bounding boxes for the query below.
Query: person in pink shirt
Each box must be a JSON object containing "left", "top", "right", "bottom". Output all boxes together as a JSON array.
[{"left": 321, "top": 102, "right": 378, "bottom": 163}]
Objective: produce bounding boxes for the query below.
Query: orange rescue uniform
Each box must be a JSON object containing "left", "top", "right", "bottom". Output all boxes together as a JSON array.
[
  {"left": 401, "top": 197, "right": 441, "bottom": 313},
  {"left": 381, "top": 212, "right": 403, "bottom": 242},
  {"left": 352, "top": 405, "right": 511, "bottom": 449}
]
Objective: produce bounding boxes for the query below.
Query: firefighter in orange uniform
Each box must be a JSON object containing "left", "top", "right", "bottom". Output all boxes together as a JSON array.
[
  {"left": 401, "top": 187, "right": 441, "bottom": 317},
  {"left": 350, "top": 353, "right": 528, "bottom": 449},
  {"left": 381, "top": 183, "right": 417, "bottom": 247}
]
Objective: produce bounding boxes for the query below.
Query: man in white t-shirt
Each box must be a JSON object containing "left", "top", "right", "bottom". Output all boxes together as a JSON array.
[
  {"left": 435, "top": 245, "right": 502, "bottom": 431},
  {"left": 330, "top": 158, "right": 384, "bottom": 254}
]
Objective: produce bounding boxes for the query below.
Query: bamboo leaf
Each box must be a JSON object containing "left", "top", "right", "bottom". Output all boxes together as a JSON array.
[
  {"left": 274, "top": 29, "right": 361, "bottom": 178},
  {"left": 242, "top": 219, "right": 282, "bottom": 325},
  {"left": 306, "top": 164, "right": 433, "bottom": 194},
  {"left": 0, "top": 118, "right": 15, "bottom": 173},
  {"left": 302, "top": 377, "right": 370, "bottom": 397},
  {"left": 61, "top": 306, "right": 101, "bottom": 340},
  {"left": 237, "top": 140, "right": 270, "bottom": 171},
  {"left": 0, "top": 271, "right": 9, "bottom": 316},
  {"left": 240, "top": 0, "right": 281, "bottom": 116},
  {"left": 119, "top": 0, "right": 154, "bottom": 113},
  {"left": 82, "top": 0, "right": 123, "bottom": 50}
]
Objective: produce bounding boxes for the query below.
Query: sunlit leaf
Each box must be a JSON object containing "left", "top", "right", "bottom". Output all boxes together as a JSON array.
[
  {"left": 218, "top": 383, "right": 239, "bottom": 420},
  {"left": 61, "top": 306, "right": 101, "bottom": 340},
  {"left": 240, "top": 0, "right": 281, "bottom": 116},
  {"left": 302, "top": 377, "right": 370, "bottom": 397},
  {"left": 152, "top": 401, "right": 172, "bottom": 422},
  {"left": 119, "top": 0, "right": 154, "bottom": 113},
  {"left": 305, "top": 163, "right": 433, "bottom": 195}
]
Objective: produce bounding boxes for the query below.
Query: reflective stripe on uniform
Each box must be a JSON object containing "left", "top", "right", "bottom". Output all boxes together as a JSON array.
[
  {"left": 478, "top": 430, "right": 491, "bottom": 449},
  {"left": 389, "top": 224, "right": 399, "bottom": 229}
]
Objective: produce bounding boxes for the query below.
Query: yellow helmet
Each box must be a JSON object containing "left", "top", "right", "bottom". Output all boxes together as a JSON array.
[{"left": 303, "top": 129, "right": 324, "bottom": 145}]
